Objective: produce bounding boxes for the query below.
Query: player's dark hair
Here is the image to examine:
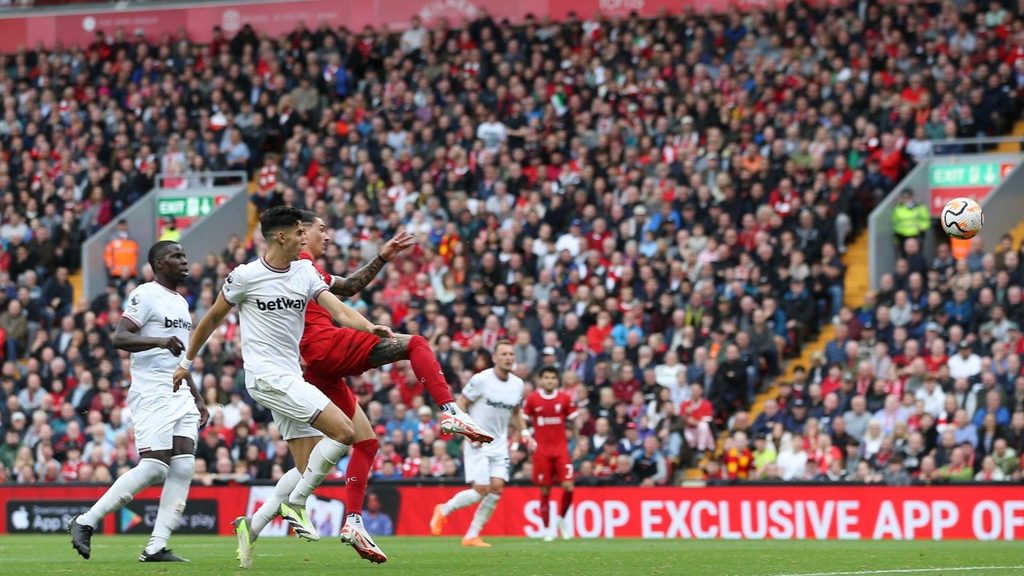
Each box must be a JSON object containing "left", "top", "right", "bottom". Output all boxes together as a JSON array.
[
  {"left": 298, "top": 209, "right": 318, "bottom": 225},
  {"left": 260, "top": 206, "right": 304, "bottom": 238},
  {"left": 537, "top": 365, "right": 560, "bottom": 381},
  {"left": 147, "top": 240, "right": 179, "bottom": 268}
]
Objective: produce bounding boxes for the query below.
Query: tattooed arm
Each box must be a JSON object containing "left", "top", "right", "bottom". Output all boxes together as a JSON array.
[
  {"left": 330, "top": 255, "right": 389, "bottom": 298},
  {"left": 329, "top": 229, "right": 415, "bottom": 298}
]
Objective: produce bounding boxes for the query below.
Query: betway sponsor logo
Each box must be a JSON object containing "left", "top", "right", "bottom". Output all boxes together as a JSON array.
[
  {"left": 255, "top": 298, "right": 306, "bottom": 311},
  {"left": 485, "top": 399, "right": 518, "bottom": 411},
  {"left": 164, "top": 318, "right": 192, "bottom": 330}
]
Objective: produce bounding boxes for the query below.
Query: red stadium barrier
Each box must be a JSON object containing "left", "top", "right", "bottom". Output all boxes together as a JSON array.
[
  {"left": 2, "top": 484, "right": 1022, "bottom": 540},
  {"left": 0, "top": 0, "right": 800, "bottom": 52}
]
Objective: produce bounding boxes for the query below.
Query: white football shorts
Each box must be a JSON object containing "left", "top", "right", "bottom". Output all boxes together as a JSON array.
[
  {"left": 245, "top": 371, "right": 330, "bottom": 440},
  {"left": 463, "top": 440, "right": 510, "bottom": 485},
  {"left": 128, "top": 389, "right": 200, "bottom": 452}
]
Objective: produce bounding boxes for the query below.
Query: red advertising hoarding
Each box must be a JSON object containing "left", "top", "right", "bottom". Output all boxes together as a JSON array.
[{"left": 2, "top": 484, "right": 1022, "bottom": 541}]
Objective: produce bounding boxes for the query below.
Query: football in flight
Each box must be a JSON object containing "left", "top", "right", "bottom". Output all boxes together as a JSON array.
[{"left": 940, "top": 197, "right": 985, "bottom": 240}]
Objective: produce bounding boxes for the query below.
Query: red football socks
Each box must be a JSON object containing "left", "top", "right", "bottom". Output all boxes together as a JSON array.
[
  {"left": 559, "top": 490, "right": 574, "bottom": 518},
  {"left": 539, "top": 494, "right": 551, "bottom": 527},
  {"left": 407, "top": 335, "right": 455, "bottom": 406},
  {"left": 344, "top": 438, "right": 378, "bottom": 516}
]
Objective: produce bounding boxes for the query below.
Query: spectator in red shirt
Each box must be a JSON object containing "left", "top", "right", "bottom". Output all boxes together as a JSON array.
[
  {"left": 593, "top": 441, "right": 619, "bottom": 479},
  {"left": 586, "top": 311, "right": 614, "bottom": 354},
  {"left": 680, "top": 383, "right": 716, "bottom": 453},
  {"left": 611, "top": 364, "right": 642, "bottom": 404},
  {"left": 61, "top": 445, "right": 85, "bottom": 482}
]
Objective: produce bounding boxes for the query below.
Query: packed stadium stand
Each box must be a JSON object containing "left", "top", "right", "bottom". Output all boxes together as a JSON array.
[{"left": 1, "top": 0, "right": 1023, "bottom": 491}]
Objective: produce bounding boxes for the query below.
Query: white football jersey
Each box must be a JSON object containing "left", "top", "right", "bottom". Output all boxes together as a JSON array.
[
  {"left": 122, "top": 281, "right": 193, "bottom": 397},
  {"left": 221, "top": 258, "right": 329, "bottom": 378},
  {"left": 462, "top": 367, "right": 525, "bottom": 442}
]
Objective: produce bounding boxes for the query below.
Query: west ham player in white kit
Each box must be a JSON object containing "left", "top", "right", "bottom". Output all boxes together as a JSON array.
[
  {"left": 431, "top": 340, "right": 525, "bottom": 547},
  {"left": 171, "top": 206, "right": 394, "bottom": 561},
  {"left": 70, "top": 241, "right": 209, "bottom": 562}
]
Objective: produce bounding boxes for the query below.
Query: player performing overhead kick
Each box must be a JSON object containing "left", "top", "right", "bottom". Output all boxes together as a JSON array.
[
  {"left": 70, "top": 241, "right": 209, "bottom": 562},
  {"left": 169, "top": 206, "right": 395, "bottom": 562},
  {"left": 524, "top": 365, "right": 577, "bottom": 541},
  {"left": 431, "top": 340, "right": 525, "bottom": 548},
  {"left": 234, "top": 210, "right": 492, "bottom": 567}
]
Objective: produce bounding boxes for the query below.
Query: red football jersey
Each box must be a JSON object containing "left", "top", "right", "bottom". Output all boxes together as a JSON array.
[
  {"left": 524, "top": 390, "right": 577, "bottom": 455},
  {"left": 299, "top": 251, "right": 335, "bottom": 344}
]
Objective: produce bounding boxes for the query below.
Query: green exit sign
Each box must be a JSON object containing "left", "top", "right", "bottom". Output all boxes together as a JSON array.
[
  {"left": 929, "top": 162, "right": 1015, "bottom": 188},
  {"left": 157, "top": 196, "right": 217, "bottom": 218}
]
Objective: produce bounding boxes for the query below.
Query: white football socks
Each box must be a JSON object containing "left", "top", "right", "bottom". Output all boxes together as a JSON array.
[
  {"left": 79, "top": 458, "right": 169, "bottom": 528},
  {"left": 250, "top": 467, "right": 302, "bottom": 539},
  {"left": 288, "top": 438, "right": 348, "bottom": 507},
  {"left": 145, "top": 454, "right": 194, "bottom": 555},
  {"left": 441, "top": 489, "right": 484, "bottom": 515},
  {"left": 465, "top": 493, "right": 500, "bottom": 539}
]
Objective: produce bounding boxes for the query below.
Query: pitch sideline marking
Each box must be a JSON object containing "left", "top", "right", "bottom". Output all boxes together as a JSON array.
[{"left": 773, "top": 566, "right": 1024, "bottom": 576}]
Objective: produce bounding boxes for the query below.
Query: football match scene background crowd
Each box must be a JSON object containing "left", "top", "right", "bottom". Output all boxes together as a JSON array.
[{"left": 1, "top": 0, "right": 1024, "bottom": 490}]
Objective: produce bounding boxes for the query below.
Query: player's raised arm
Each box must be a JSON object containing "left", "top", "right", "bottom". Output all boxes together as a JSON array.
[
  {"left": 172, "top": 292, "right": 233, "bottom": 390},
  {"left": 315, "top": 290, "right": 395, "bottom": 340},
  {"left": 331, "top": 229, "right": 414, "bottom": 298}
]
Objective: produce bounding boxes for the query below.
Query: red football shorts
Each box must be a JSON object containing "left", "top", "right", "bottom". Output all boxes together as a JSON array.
[
  {"left": 301, "top": 328, "right": 381, "bottom": 418},
  {"left": 532, "top": 452, "right": 574, "bottom": 486}
]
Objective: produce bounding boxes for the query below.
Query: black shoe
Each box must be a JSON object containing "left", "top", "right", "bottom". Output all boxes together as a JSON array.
[
  {"left": 68, "top": 515, "right": 94, "bottom": 560},
  {"left": 139, "top": 548, "right": 189, "bottom": 562}
]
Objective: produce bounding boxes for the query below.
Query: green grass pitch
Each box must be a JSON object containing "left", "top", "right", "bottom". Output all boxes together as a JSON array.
[{"left": 1, "top": 536, "right": 1022, "bottom": 576}]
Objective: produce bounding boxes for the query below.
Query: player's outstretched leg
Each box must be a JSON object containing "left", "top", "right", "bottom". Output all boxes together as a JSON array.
[
  {"left": 374, "top": 335, "right": 494, "bottom": 443},
  {"left": 431, "top": 488, "right": 484, "bottom": 536},
  {"left": 70, "top": 458, "right": 170, "bottom": 559}
]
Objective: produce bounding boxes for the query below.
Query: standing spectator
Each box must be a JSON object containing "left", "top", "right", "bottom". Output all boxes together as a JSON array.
[
  {"left": 103, "top": 220, "right": 139, "bottom": 282},
  {"left": 891, "top": 189, "right": 930, "bottom": 251}
]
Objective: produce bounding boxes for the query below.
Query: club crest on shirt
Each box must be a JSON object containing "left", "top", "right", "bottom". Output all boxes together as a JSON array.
[{"left": 130, "top": 295, "right": 140, "bottom": 306}]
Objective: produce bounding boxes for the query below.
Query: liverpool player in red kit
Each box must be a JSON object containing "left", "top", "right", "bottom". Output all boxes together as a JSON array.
[
  {"left": 234, "top": 211, "right": 490, "bottom": 567},
  {"left": 523, "top": 365, "right": 577, "bottom": 541}
]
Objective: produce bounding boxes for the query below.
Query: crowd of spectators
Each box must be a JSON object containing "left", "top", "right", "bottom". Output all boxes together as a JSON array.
[
  {"left": 2, "top": 0, "right": 1024, "bottom": 487},
  {"left": 712, "top": 234, "right": 1024, "bottom": 484}
]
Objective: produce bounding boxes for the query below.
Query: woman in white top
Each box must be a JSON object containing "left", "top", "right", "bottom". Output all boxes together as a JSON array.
[{"left": 862, "top": 420, "right": 885, "bottom": 458}]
